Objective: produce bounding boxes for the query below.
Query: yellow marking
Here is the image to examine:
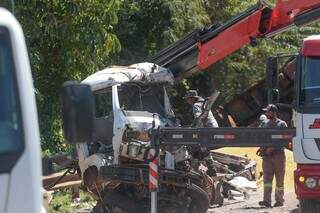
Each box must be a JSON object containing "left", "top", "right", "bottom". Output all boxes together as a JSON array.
[{"left": 264, "top": 183, "right": 273, "bottom": 187}]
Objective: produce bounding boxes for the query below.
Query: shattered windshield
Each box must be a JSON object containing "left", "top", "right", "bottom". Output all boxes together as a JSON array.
[
  {"left": 300, "top": 56, "right": 320, "bottom": 106},
  {"left": 118, "top": 84, "right": 165, "bottom": 116}
]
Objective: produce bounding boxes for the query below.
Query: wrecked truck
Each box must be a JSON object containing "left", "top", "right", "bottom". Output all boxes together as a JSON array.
[
  {"left": 62, "top": 62, "right": 256, "bottom": 213},
  {"left": 59, "top": 0, "right": 320, "bottom": 210}
]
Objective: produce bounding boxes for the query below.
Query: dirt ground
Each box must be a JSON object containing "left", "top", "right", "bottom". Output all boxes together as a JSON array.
[
  {"left": 75, "top": 192, "right": 299, "bottom": 213},
  {"left": 212, "top": 148, "right": 299, "bottom": 213},
  {"left": 209, "top": 191, "right": 299, "bottom": 213},
  {"left": 76, "top": 191, "right": 299, "bottom": 213}
]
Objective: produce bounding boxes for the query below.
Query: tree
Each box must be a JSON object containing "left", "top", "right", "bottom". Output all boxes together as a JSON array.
[
  {"left": 111, "top": 0, "right": 210, "bottom": 65},
  {"left": 10, "top": 0, "right": 122, "bottom": 152}
]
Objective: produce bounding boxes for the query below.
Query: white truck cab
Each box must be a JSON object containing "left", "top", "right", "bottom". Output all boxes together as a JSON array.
[
  {"left": 0, "top": 8, "right": 42, "bottom": 213},
  {"left": 71, "top": 63, "right": 177, "bottom": 179}
]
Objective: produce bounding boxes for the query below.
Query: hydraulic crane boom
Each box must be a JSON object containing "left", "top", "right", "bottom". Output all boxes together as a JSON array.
[{"left": 150, "top": 0, "right": 320, "bottom": 81}]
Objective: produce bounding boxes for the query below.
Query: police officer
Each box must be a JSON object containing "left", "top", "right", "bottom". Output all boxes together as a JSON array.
[
  {"left": 184, "top": 90, "right": 219, "bottom": 127},
  {"left": 258, "top": 104, "right": 287, "bottom": 208}
]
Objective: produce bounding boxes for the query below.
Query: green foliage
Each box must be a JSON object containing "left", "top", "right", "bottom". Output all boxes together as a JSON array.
[
  {"left": 49, "top": 189, "right": 95, "bottom": 213},
  {"left": 11, "top": 0, "right": 121, "bottom": 152},
  {"left": 111, "top": 0, "right": 210, "bottom": 65}
]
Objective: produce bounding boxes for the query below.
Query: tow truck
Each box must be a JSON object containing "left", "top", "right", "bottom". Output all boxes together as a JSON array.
[
  {"left": 61, "top": 1, "right": 320, "bottom": 212},
  {"left": 0, "top": 8, "right": 43, "bottom": 213}
]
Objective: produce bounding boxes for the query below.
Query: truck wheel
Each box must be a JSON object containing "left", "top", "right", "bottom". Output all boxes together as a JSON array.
[
  {"left": 187, "top": 183, "right": 210, "bottom": 213},
  {"left": 299, "top": 199, "right": 320, "bottom": 213},
  {"left": 92, "top": 191, "right": 146, "bottom": 213}
]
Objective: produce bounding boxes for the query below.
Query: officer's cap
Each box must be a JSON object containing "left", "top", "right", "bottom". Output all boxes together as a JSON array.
[{"left": 262, "top": 104, "right": 278, "bottom": 112}]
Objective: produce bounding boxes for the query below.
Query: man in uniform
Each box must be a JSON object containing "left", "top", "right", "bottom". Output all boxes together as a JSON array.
[
  {"left": 184, "top": 90, "right": 219, "bottom": 127},
  {"left": 258, "top": 104, "right": 287, "bottom": 208}
]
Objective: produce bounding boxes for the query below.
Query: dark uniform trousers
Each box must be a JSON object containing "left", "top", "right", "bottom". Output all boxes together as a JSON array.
[{"left": 262, "top": 153, "right": 286, "bottom": 204}]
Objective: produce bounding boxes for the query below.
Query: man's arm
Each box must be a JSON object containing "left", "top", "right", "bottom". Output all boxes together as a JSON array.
[
  {"left": 280, "top": 120, "right": 288, "bottom": 128},
  {"left": 192, "top": 103, "right": 202, "bottom": 118}
]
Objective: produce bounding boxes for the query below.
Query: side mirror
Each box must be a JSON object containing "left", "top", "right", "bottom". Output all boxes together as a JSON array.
[
  {"left": 266, "top": 57, "right": 278, "bottom": 104},
  {"left": 61, "top": 81, "right": 95, "bottom": 143}
]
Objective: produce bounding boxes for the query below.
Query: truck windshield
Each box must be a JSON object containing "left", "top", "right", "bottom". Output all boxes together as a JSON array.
[
  {"left": 119, "top": 84, "right": 165, "bottom": 116},
  {"left": 300, "top": 56, "right": 320, "bottom": 106},
  {"left": 0, "top": 27, "right": 24, "bottom": 154}
]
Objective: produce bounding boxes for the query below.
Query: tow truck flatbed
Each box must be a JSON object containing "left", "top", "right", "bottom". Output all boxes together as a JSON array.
[{"left": 152, "top": 127, "right": 295, "bottom": 149}]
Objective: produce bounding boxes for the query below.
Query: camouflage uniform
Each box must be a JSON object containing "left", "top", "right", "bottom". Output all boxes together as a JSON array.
[
  {"left": 193, "top": 101, "right": 219, "bottom": 128},
  {"left": 261, "top": 118, "right": 287, "bottom": 205}
]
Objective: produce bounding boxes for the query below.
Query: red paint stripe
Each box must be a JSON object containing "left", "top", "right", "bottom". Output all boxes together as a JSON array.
[
  {"left": 281, "top": 134, "right": 293, "bottom": 139},
  {"left": 149, "top": 183, "right": 157, "bottom": 189},
  {"left": 149, "top": 169, "right": 159, "bottom": 179},
  {"left": 148, "top": 149, "right": 158, "bottom": 191},
  {"left": 224, "top": 134, "right": 235, "bottom": 139}
]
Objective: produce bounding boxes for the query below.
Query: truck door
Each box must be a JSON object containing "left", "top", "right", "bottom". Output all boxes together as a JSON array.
[
  {"left": 294, "top": 53, "right": 320, "bottom": 163},
  {"left": 300, "top": 56, "right": 320, "bottom": 160}
]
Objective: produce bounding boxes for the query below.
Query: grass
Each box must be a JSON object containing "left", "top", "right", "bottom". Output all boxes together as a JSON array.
[
  {"left": 217, "top": 148, "right": 296, "bottom": 191},
  {"left": 49, "top": 189, "right": 96, "bottom": 213}
]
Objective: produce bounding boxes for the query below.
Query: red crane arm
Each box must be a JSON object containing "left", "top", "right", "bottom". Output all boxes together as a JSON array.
[
  {"left": 266, "top": 0, "right": 320, "bottom": 36},
  {"left": 273, "top": 0, "right": 320, "bottom": 15},
  {"left": 198, "top": 0, "right": 320, "bottom": 70},
  {"left": 197, "top": 8, "right": 264, "bottom": 70}
]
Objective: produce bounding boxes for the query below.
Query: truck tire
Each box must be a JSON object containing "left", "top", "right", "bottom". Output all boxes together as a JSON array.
[
  {"left": 92, "top": 192, "right": 189, "bottom": 213},
  {"left": 92, "top": 191, "right": 146, "bottom": 213},
  {"left": 187, "top": 183, "right": 210, "bottom": 213},
  {"left": 299, "top": 199, "right": 320, "bottom": 213}
]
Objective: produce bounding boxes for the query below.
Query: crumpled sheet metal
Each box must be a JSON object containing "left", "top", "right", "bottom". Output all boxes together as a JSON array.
[{"left": 82, "top": 62, "right": 174, "bottom": 91}]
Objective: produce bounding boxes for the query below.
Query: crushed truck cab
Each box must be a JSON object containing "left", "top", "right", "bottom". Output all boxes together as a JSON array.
[{"left": 76, "top": 62, "right": 176, "bottom": 171}]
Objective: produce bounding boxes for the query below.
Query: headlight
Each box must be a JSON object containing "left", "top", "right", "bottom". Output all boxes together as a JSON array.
[
  {"left": 305, "top": 177, "right": 317, "bottom": 189},
  {"left": 299, "top": 176, "right": 305, "bottom": 182}
]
